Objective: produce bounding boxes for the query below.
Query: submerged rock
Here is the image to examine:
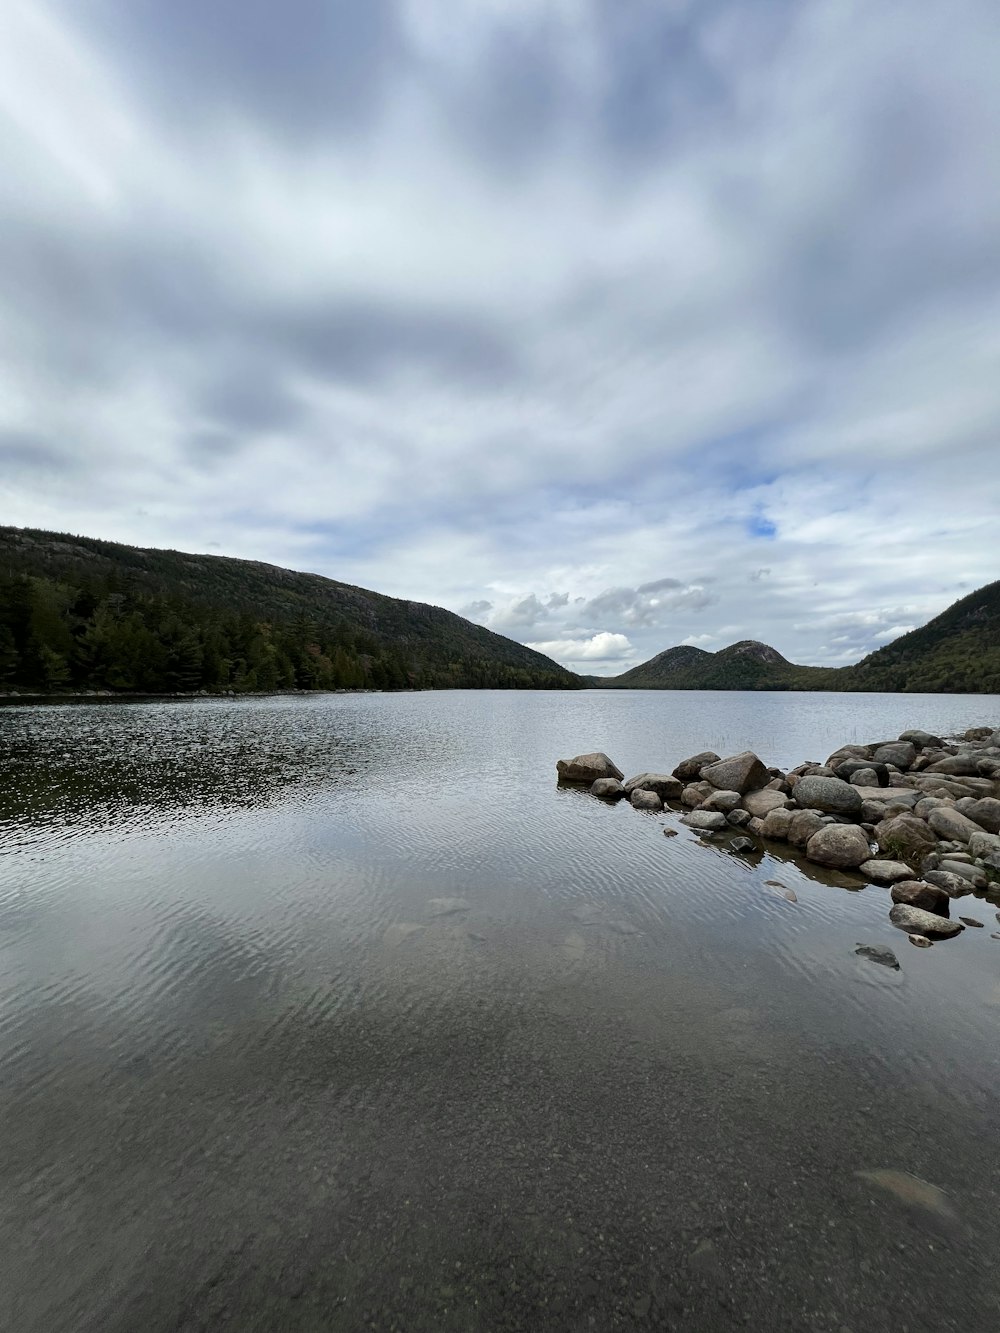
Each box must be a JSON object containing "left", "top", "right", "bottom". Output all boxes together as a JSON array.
[
  {"left": 855, "top": 943, "right": 900, "bottom": 969},
  {"left": 855, "top": 1169, "right": 957, "bottom": 1222},
  {"left": 426, "top": 897, "right": 471, "bottom": 917},
  {"left": 730, "top": 836, "right": 757, "bottom": 853}
]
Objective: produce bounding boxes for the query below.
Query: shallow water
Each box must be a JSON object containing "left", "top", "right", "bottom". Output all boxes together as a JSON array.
[{"left": 1, "top": 690, "right": 999, "bottom": 1331}]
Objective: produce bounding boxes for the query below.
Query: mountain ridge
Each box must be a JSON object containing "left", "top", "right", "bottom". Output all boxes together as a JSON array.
[
  {"left": 0, "top": 526, "right": 579, "bottom": 693},
  {"left": 592, "top": 581, "right": 1000, "bottom": 693}
]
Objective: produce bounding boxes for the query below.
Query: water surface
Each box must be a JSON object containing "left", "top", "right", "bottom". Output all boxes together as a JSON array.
[{"left": 2, "top": 690, "right": 999, "bottom": 1330}]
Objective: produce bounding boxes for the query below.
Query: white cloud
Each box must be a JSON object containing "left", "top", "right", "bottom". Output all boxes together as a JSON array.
[{"left": 525, "top": 631, "right": 634, "bottom": 666}]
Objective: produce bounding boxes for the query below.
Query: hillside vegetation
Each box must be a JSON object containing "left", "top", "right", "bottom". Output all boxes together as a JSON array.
[{"left": 0, "top": 527, "right": 579, "bottom": 694}]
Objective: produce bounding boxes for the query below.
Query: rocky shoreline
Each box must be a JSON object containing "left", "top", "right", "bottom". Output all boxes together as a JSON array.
[{"left": 558, "top": 727, "right": 1000, "bottom": 953}]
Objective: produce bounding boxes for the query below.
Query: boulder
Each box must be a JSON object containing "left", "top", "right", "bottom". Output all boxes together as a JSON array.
[
  {"left": 860, "top": 860, "right": 915, "bottom": 884},
  {"left": 968, "top": 830, "right": 1000, "bottom": 859},
  {"left": 922, "top": 869, "right": 974, "bottom": 899},
  {"left": 793, "top": 775, "right": 864, "bottom": 818},
  {"left": 849, "top": 768, "right": 881, "bottom": 788},
  {"left": 891, "top": 880, "right": 950, "bottom": 914},
  {"left": 825, "top": 745, "right": 872, "bottom": 768},
  {"left": 681, "top": 810, "right": 728, "bottom": 831},
  {"left": 760, "top": 807, "right": 794, "bottom": 840},
  {"left": 787, "top": 809, "right": 826, "bottom": 848},
  {"left": 765, "top": 777, "right": 792, "bottom": 794},
  {"left": 700, "top": 751, "right": 770, "bottom": 795},
  {"left": 743, "top": 789, "right": 791, "bottom": 818},
  {"left": 681, "top": 781, "right": 714, "bottom": 807},
  {"left": 805, "top": 824, "right": 872, "bottom": 869},
  {"left": 927, "top": 806, "right": 985, "bottom": 845},
  {"left": 872, "top": 741, "right": 917, "bottom": 770},
  {"left": 899, "top": 729, "right": 942, "bottom": 749},
  {"left": 630, "top": 788, "right": 662, "bottom": 811},
  {"left": 963, "top": 798, "right": 1000, "bottom": 834},
  {"left": 875, "top": 814, "right": 938, "bottom": 864},
  {"left": 977, "top": 756, "right": 1000, "bottom": 778},
  {"left": 963, "top": 726, "right": 994, "bottom": 742},
  {"left": 699, "top": 789, "right": 742, "bottom": 813},
  {"left": 558, "top": 752, "right": 623, "bottom": 784},
  {"left": 727, "top": 809, "right": 753, "bottom": 828},
  {"left": 746, "top": 817, "right": 766, "bottom": 836},
  {"left": 672, "top": 751, "right": 721, "bottom": 782},
  {"left": 835, "top": 759, "right": 890, "bottom": 786},
  {"left": 591, "top": 778, "right": 626, "bottom": 800},
  {"left": 623, "top": 772, "right": 683, "bottom": 801},
  {"left": 889, "top": 904, "right": 964, "bottom": 938},
  {"left": 938, "top": 860, "right": 988, "bottom": 890},
  {"left": 925, "top": 755, "right": 983, "bottom": 777},
  {"left": 914, "top": 796, "right": 953, "bottom": 819}
]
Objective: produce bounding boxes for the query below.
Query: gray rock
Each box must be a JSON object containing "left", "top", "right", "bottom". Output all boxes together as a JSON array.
[
  {"left": 909, "top": 935, "right": 933, "bottom": 947},
  {"left": 914, "top": 796, "right": 953, "bottom": 819},
  {"left": 849, "top": 767, "right": 881, "bottom": 788},
  {"left": 727, "top": 809, "right": 753, "bottom": 828},
  {"left": 623, "top": 772, "right": 684, "bottom": 801},
  {"left": 875, "top": 814, "right": 938, "bottom": 864},
  {"left": 730, "top": 836, "right": 757, "bottom": 854},
  {"left": 970, "top": 831, "right": 1000, "bottom": 858},
  {"left": 672, "top": 751, "right": 721, "bottom": 782},
  {"left": 558, "top": 752, "right": 624, "bottom": 784},
  {"left": 699, "top": 789, "right": 742, "bottom": 813},
  {"left": 963, "top": 797, "right": 1000, "bottom": 834},
  {"left": 835, "top": 759, "right": 890, "bottom": 786},
  {"left": 860, "top": 860, "right": 915, "bottom": 884},
  {"left": 922, "top": 869, "right": 974, "bottom": 899},
  {"left": 591, "top": 777, "right": 626, "bottom": 800},
  {"left": 681, "top": 809, "right": 728, "bottom": 831},
  {"left": 959, "top": 916, "right": 984, "bottom": 928},
  {"left": 700, "top": 751, "right": 770, "bottom": 795},
  {"left": 825, "top": 745, "right": 872, "bottom": 768},
  {"left": 938, "top": 860, "right": 988, "bottom": 889},
  {"left": 872, "top": 741, "right": 917, "bottom": 770},
  {"left": 889, "top": 904, "right": 964, "bottom": 937},
  {"left": 891, "top": 880, "right": 950, "bottom": 914},
  {"left": 925, "top": 755, "right": 983, "bottom": 777},
  {"left": 899, "top": 729, "right": 942, "bottom": 748},
  {"left": 743, "top": 789, "right": 792, "bottom": 818},
  {"left": 630, "top": 788, "right": 663, "bottom": 811},
  {"left": 765, "top": 776, "right": 791, "bottom": 793},
  {"left": 760, "top": 807, "right": 794, "bottom": 840},
  {"left": 805, "top": 824, "right": 872, "bottom": 869},
  {"left": 928, "top": 806, "right": 986, "bottom": 844},
  {"left": 746, "top": 817, "right": 767, "bottom": 836},
  {"left": 855, "top": 943, "right": 900, "bottom": 969},
  {"left": 794, "top": 775, "right": 864, "bottom": 818},
  {"left": 787, "top": 809, "right": 826, "bottom": 848},
  {"left": 681, "top": 781, "right": 714, "bottom": 807}
]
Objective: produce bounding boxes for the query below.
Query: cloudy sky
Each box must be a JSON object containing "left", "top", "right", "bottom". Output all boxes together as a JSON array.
[{"left": 2, "top": 0, "right": 998, "bottom": 674}]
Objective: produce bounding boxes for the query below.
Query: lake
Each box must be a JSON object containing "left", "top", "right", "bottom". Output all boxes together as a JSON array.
[{"left": 2, "top": 689, "right": 999, "bottom": 1331}]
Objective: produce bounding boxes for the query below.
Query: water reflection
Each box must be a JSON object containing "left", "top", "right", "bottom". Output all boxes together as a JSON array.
[{"left": 1, "top": 691, "right": 999, "bottom": 1330}]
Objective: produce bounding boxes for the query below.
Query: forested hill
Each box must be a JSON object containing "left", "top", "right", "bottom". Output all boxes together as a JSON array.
[
  {"left": 594, "top": 582, "right": 1000, "bottom": 693},
  {"left": 0, "top": 527, "right": 581, "bottom": 694}
]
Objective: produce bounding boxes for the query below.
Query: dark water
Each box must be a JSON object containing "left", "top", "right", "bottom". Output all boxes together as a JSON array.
[{"left": 2, "top": 690, "right": 999, "bottom": 1332}]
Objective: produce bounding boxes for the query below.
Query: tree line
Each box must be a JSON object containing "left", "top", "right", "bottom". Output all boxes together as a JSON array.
[{"left": 0, "top": 571, "right": 576, "bottom": 694}]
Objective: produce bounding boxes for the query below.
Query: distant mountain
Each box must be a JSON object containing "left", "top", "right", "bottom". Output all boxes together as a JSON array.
[
  {"left": 0, "top": 527, "right": 580, "bottom": 694},
  {"left": 597, "top": 582, "right": 1000, "bottom": 693},
  {"left": 602, "top": 638, "right": 836, "bottom": 691}
]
